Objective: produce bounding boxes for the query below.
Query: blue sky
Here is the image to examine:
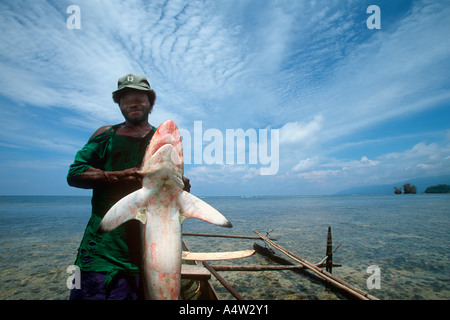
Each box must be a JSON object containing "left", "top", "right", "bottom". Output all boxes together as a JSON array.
[{"left": 0, "top": 0, "right": 449, "bottom": 196}]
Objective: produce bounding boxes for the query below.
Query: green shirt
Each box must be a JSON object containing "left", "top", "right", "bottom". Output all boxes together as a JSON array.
[{"left": 67, "top": 123, "right": 156, "bottom": 285}]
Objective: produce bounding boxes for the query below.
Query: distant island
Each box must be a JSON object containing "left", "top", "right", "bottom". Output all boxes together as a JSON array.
[
  {"left": 394, "top": 183, "right": 450, "bottom": 194},
  {"left": 424, "top": 184, "right": 450, "bottom": 193},
  {"left": 336, "top": 175, "right": 450, "bottom": 195},
  {"left": 394, "top": 183, "right": 417, "bottom": 194}
]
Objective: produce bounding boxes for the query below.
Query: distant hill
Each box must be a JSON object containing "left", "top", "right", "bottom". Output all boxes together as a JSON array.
[
  {"left": 336, "top": 175, "right": 450, "bottom": 195},
  {"left": 424, "top": 184, "right": 450, "bottom": 193}
]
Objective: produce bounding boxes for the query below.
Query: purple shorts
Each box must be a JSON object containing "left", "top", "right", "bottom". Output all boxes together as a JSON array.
[{"left": 69, "top": 271, "right": 144, "bottom": 300}]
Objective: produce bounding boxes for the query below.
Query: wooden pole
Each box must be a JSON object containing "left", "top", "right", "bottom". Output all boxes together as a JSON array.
[
  {"left": 326, "top": 226, "right": 333, "bottom": 273},
  {"left": 209, "top": 265, "right": 306, "bottom": 272},
  {"left": 254, "top": 243, "right": 330, "bottom": 268},
  {"left": 254, "top": 231, "right": 379, "bottom": 300},
  {"left": 183, "top": 232, "right": 277, "bottom": 241},
  {"left": 318, "top": 242, "right": 343, "bottom": 266},
  {"left": 202, "top": 261, "right": 245, "bottom": 300}
]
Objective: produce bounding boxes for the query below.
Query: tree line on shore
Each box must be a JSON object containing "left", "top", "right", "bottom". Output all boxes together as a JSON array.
[{"left": 394, "top": 183, "right": 450, "bottom": 194}]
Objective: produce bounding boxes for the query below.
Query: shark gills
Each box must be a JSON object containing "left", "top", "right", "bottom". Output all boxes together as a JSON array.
[{"left": 98, "top": 120, "right": 232, "bottom": 299}]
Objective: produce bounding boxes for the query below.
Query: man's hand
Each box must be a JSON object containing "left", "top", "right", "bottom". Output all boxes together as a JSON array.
[
  {"left": 105, "top": 168, "right": 142, "bottom": 185},
  {"left": 183, "top": 176, "right": 191, "bottom": 192}
]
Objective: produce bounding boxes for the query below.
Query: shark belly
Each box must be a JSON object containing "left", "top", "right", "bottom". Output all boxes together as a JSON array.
[{"left": 143, "top": 202, "right": 182, "bottom": 300}]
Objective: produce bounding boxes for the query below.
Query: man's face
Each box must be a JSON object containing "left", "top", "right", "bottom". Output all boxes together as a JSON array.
[{"left": 119, "top": 90, "right": 151, "bottom": 124}]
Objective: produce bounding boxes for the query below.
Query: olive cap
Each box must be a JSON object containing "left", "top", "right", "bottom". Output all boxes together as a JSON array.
[{"left": 112, "top": 73, "right": 152, "bottom": 96}]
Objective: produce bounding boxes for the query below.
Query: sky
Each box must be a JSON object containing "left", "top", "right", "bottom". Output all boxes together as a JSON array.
[{"left": 0, "top": 0, "right": 449, "bottom": 196}]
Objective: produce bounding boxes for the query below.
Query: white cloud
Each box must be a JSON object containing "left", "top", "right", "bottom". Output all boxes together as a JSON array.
[
  {"left": 295, "top": 169, "right": 341, "bottom": 185},
  {"left": 341, "top": 156, "right": 380, "bottom": 170},
  {"left": 289, "top": 139, "right": 450, "bottom": 191},
  {"left": 379, "top": 141, "right": 450, "bottom": 179},
  {"left": 279, "top": 115, "right": 324, "bottom": 146},
  {"left": 382, "top": 142, "right": 442, "bottom": 161},
  {"left": 292, "top": 156, "right": 321, "bottom": 173}
]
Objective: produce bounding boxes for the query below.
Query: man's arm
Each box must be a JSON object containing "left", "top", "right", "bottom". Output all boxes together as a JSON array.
[
  {"left": 67, "top": 167, "right": 142, "bottom": 189},
  {"left": 68, "top": 169, "right": 191, "bottom": 192}
]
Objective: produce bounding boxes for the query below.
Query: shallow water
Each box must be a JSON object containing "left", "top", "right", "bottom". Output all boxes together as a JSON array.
[{"left": 0, "top": 194, "right": 448, "bottom": 300}]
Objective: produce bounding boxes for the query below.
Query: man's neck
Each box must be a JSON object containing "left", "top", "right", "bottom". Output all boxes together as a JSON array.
[{"left": 116, "top": 120, "right": 152, "bottom": 138}]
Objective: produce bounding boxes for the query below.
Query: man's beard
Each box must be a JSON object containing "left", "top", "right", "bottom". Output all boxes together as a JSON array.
[{"left": 123, "top": 109, "right": 151, "bottom": 125}]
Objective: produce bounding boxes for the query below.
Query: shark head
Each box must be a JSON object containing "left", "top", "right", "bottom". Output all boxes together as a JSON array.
[{"left": 139, "top": 120, "right": 184, "bottom": 190}]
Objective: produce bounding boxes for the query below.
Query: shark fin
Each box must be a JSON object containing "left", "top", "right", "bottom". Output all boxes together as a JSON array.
[
  {"left": 178, "top": 191, "right": 232, "bottom": 228},
  {"left": 98, "top": 188, "right": 148, "bottom": 234}
]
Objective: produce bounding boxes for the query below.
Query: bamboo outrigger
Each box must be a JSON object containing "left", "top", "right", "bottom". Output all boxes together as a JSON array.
[
  {"left": 181, "top": 228, "right": 378, "bottom": 300},
  {"left": 254, "top": 230, "right": 378, "bottom": 300}
]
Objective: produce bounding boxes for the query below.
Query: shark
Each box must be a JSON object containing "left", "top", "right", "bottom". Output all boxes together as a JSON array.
[{"left": 97, "top": 120, "right": 232, "bottom": 299}]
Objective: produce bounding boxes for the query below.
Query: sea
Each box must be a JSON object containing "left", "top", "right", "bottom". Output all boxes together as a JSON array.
[{"left": 0, "top": 194, "right": 448, "bottom": 300}]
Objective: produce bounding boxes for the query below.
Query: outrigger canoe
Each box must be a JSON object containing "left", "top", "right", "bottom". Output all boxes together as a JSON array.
[{"left": 180, "top": 241, "right": 219, "bottom": 300}]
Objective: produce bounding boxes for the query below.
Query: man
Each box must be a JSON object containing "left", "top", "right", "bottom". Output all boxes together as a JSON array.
[{"left": 67, "top": 73, "right": 190, "bottom": 299}]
